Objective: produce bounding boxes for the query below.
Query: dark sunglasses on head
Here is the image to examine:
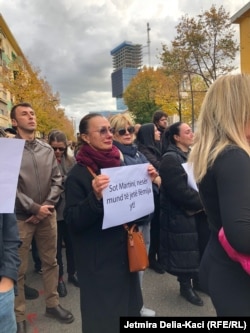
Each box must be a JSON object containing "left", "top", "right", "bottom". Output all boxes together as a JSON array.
[
  {"left": 52, "top": 147, "right": 66, "bottom": 152},
  {"left": 117, "top": 126, "right": 135, "bottom": 136},
  {"left": 93, "top": 127, "right": 115, "bottom": 136}
]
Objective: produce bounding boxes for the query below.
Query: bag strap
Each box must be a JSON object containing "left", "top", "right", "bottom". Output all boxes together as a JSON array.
[
  {"left": 87, "top": 166, "right": 104, "bottom": 201},
  {"left": 87, "top": 166, "right": 97, "bottom": 178},
  {"left": 124, "top": 223, "right": 137, "bottom": 232},
  {"left": 124, "top": 223, "right": 129, "bottom": 231},
  {"left": 87, "top": 168, "right": 131, "bottom": 231},
  {"left": 118, "top": 149, "right": 124, "bottom": 161}
]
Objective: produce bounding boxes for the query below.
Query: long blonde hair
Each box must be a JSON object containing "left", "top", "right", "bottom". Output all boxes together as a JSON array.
[{"left": 189, "top": 73, "right": 250, "bottom": 183}]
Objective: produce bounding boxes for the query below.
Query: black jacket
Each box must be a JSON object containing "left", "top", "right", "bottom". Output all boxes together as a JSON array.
[
  {"left": 159, "top": 144, "right": 208, "bottom": 275},
  {"left": 64, "top": 163, "right": 142, "bottom": 333}
]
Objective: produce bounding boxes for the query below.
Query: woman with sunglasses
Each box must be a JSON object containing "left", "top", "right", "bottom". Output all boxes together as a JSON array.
[
  {"left": 109, "top": 113, "right": 158, "bottom": 317},
  {"left": 64, "top": 113, "right": 158, "bottom": 333},
  {"left": 48, "top": 130, "right": 78, "bottom": 298}
]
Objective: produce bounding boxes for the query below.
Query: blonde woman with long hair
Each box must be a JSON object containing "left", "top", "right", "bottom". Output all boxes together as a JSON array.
[{"left": 188, "top": 73, "right": 250, "bottom": 316}]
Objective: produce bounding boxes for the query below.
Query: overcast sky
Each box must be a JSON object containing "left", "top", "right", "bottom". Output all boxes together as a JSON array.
[{"left": 0, "top": 0, "right": 249, "bottom": 130}]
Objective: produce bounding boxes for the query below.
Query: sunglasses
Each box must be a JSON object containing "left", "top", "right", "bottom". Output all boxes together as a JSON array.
[
  {"left": 92, "top": 127, "right": 115, "bottom": 136},
  {"left": 117, "top": 126, "right": 135, "bottom": 136},
  {"left": 52, "top": 147, "right": 66, "bottom": 152}
]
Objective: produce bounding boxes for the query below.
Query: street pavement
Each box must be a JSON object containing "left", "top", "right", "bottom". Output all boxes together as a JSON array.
[{"left": 24, "top": 251, "right": 216, "bottom": 333}]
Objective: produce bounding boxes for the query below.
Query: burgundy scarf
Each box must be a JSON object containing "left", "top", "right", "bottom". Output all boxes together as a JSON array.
[{"left": 76, "top": 144, "right": 121, "bottom": 173}]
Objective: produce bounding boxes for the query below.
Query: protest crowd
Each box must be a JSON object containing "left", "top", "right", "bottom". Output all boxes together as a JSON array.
[{"left": 1, "top": 74, "right": 250, "bottom": 333}]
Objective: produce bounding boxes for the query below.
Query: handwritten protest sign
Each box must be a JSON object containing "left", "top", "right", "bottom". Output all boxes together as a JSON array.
[
  {"left": 101, "top": 163, "right": 154, "bottom": 229},
  {"left": 0, "top": 138, "right": 25, "bottom": 213}
]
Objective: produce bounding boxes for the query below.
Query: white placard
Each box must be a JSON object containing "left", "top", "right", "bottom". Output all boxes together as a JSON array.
[
  {"left": 182, "top": 162, "right": 198, "bottom": 192},
  {"left": 101, "top": 164, "right": 154, "bottom": 229},
  {"left": 0, "top": 138, "right": 25, "bottom": 213}
]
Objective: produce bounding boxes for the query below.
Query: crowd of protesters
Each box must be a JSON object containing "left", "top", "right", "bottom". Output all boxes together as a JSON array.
[{"left": 2, "top": 74, "right": 250, "bottom": 333}]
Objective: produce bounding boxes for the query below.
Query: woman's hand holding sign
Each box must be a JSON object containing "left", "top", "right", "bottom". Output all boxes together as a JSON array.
[
  {"left": 147, "top": 164, "right": 160, "bottom": 184},
  {"left": 92, "top": 174, "right": 110, "bottom": 201}
]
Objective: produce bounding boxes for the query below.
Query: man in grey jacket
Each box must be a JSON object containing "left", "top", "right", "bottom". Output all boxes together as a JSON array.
[{"left": 11, "top": 102, "right": 74, "bottom": 333}]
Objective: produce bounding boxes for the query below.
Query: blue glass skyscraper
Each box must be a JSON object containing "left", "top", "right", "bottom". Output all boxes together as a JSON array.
[{"left": 110, "top": 41, "right": 142, "bottom": 110}]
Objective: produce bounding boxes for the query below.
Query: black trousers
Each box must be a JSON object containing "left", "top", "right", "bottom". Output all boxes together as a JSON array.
[
  {"left": 148, "top": 191, "right": 161, "bottom": 262},
  {"left": 57, "top": 219, "right": 76, "bottom": 278}
]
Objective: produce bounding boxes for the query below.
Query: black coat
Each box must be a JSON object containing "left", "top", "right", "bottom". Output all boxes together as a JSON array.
[
  {"left": 159, "top": 144, "right": 209, "bottom": 276},
  {"left": 64, "top": 164, "right": 142, "bottom": 333}
]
